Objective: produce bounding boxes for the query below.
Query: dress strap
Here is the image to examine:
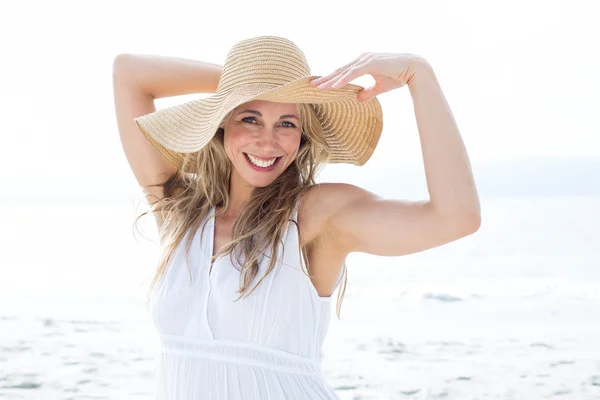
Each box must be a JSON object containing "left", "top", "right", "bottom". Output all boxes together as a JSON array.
[{"left": 292, "top": 196, "right": 301, "bottom": 223}]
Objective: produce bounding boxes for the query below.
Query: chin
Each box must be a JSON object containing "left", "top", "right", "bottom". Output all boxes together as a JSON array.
[{"left": 244, "top": 176, "right": 279, "bottom": 188}]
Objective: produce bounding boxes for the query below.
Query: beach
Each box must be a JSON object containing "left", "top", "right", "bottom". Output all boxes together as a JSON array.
[{"left": 1, "top": 196, "right": 599, "bottom": 399}]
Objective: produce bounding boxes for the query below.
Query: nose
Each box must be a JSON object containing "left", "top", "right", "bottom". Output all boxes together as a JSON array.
[{"left": 254, "top": 126, "right": 278, "bottom": 152}]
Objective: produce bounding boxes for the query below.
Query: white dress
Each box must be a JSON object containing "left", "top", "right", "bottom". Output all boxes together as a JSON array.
[{"left": 149, "top": 201, "right": 344, "bottom": 399}]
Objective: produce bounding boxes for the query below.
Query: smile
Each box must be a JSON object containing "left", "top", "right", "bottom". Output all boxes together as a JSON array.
[{"left": 243, "top": 153, "right": 282, "bottom": 171}]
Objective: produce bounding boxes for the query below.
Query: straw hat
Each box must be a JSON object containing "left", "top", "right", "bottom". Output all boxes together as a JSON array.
[{"left": 134, "top": 36, "right": 384, "bottom": 172}]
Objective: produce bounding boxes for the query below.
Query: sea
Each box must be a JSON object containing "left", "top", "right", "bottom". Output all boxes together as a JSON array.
[{"left": 1, "top": 196, "right": 599, "bottom": 399}]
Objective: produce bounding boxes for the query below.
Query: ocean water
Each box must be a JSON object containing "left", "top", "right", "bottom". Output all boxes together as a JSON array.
[{"left": 1, "top": 196, "right": 599, "bottom": 399}]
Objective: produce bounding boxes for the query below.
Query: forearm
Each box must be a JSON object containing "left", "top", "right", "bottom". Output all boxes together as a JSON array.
[
  {"left": 112, "top": 54, "right": 222, "bottom": 99},
  {"left": 408, "top": 59, "right": 480, "bottom": 220}
]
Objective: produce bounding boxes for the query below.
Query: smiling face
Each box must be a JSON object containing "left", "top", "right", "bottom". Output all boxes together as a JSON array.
[{"left": 222, "top": 100, "right": 302, "bottom": 188}]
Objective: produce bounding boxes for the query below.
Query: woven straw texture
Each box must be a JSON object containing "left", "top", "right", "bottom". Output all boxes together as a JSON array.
[{"left": 134, "top": 36, "right": 384, "bottom": 172}]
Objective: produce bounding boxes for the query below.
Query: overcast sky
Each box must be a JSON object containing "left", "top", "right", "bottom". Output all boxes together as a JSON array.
[{"left": 1, "top": 0, "right": 598, "bottom": 203}]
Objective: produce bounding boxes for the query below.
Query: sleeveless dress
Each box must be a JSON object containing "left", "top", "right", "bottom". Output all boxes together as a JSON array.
[{"left": 148, "top": 201, "right": 345, "bottom": 399}]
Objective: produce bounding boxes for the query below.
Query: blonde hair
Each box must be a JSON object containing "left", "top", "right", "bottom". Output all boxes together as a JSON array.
[{"left": 135, "top": 103, "right": 348, "bottom": 318}]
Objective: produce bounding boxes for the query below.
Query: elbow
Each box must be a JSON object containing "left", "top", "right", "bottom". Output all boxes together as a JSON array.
[
  {"left": 446, "top": 209, "right": 481, "bottom": 237},
  {"left": 459, "top": 210, "right": 481, "bottom": 235},
  {"left": 457, "top": 197, "right": 482, "bottom": 235},
  {"left": 112, "top": 53, "right": 135, "bottom": 78},
  {"left": 468, "top": 212, "right": 481, "bottom": 233}
]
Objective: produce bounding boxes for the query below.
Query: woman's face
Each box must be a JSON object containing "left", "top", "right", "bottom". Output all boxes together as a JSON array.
[{"left": 223, "top": 100, "right": 302, "bottom": 188}]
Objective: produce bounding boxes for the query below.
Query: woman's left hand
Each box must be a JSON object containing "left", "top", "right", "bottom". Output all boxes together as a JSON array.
[{"left": 310, "top": 53, "right": 428, "bottom": 102}]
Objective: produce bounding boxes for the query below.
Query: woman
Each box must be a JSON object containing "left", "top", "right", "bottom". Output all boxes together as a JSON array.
[{"left": 113, "top": 36, "right": 480, "bottom": 399}]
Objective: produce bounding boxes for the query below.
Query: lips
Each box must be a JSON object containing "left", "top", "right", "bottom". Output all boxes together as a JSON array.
[
  {"left": 243, "top": 153, "right": 282, "bottom": 171},
  {"left": 246, "top": 153, "right": 277, "bottom": 167}
]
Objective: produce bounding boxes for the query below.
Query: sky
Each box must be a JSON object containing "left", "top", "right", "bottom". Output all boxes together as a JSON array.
[
  {"left": 0, "top": 0, "right": 598, "bottom": 299},
  {"left": 0, "top": 0, "right": 598, "bottom": 203}
]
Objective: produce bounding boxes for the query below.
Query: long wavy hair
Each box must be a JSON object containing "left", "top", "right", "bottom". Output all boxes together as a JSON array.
[{"left": 134, "top": 102, "right": 348, "bottom": 318}]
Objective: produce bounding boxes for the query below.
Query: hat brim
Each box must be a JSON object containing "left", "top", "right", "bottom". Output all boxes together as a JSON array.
[{"left": 134, "top": 76, "right": 383, "bottom": 171}]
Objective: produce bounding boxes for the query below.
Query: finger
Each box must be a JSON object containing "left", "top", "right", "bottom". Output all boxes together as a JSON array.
[
  {"left": 310, "top": 63, "right": 355, "bottom": 86},
  {"left": 309, "top": 74, "right": 334, "bottom": 86},
  {"left": 314, "top": 70, "right": 347, "bottom": 90},
  {"left": 357, "top": 83, "right": 379, "bottom": 102},
  {"left": 329, "top": 60, "right": 370, "bottom": 89},
  {"left": 315, "top": 59, "right": 370, "bottom": 91},
  {"left": 310, "top": 55, "right": 365, "bottom": 86}
]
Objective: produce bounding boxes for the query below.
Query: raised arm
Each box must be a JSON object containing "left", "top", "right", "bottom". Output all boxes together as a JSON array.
[
  {"left": 112, "top": 54, "right": 222, "bottom": 206},
  {"left": 309, "top": 54, "right": 481, "bottom": 257}
]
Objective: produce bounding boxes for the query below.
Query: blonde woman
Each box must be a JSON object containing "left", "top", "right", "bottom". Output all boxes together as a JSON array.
[{"left": 112, "top": 36, "right": 480, "bottom": 399}]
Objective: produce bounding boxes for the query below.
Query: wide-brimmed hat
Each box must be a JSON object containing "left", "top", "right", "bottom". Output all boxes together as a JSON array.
[{"left": 134, "top": 36, "right": 384, "bottom": 172}]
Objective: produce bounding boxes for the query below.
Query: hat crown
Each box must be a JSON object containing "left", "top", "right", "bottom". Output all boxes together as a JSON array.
[{"left": 216, "top": 36, "right": 311, "bottom": 93}]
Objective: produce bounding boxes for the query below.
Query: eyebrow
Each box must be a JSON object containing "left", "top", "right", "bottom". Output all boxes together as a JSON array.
[{"left": 236, "top": 109, "right": 298, "bottom": 120}]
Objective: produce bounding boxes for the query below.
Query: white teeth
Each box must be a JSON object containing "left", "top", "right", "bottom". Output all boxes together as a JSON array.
[{"left": 246, "top": 153, "right": 277, "bottom": 168}]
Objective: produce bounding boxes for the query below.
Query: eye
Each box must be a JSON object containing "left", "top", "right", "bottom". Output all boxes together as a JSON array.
[
  {"left": 241, "top": 116, "right": 258, "bottom": 124},
  {"left": 281, "top": 121, "right": 297, "bottom": 128},
  {"left": 241, "top": 116, "right": 296, "bottom": 129}
]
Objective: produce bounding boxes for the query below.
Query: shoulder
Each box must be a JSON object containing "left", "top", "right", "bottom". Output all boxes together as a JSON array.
[{"left": 297, "top": 183, "right": 379, "bottom": 248}]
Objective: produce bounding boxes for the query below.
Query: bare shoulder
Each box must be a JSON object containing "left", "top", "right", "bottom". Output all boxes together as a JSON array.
[{"left": 297, "top": 183, "right": 380, "bottom": 249}]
